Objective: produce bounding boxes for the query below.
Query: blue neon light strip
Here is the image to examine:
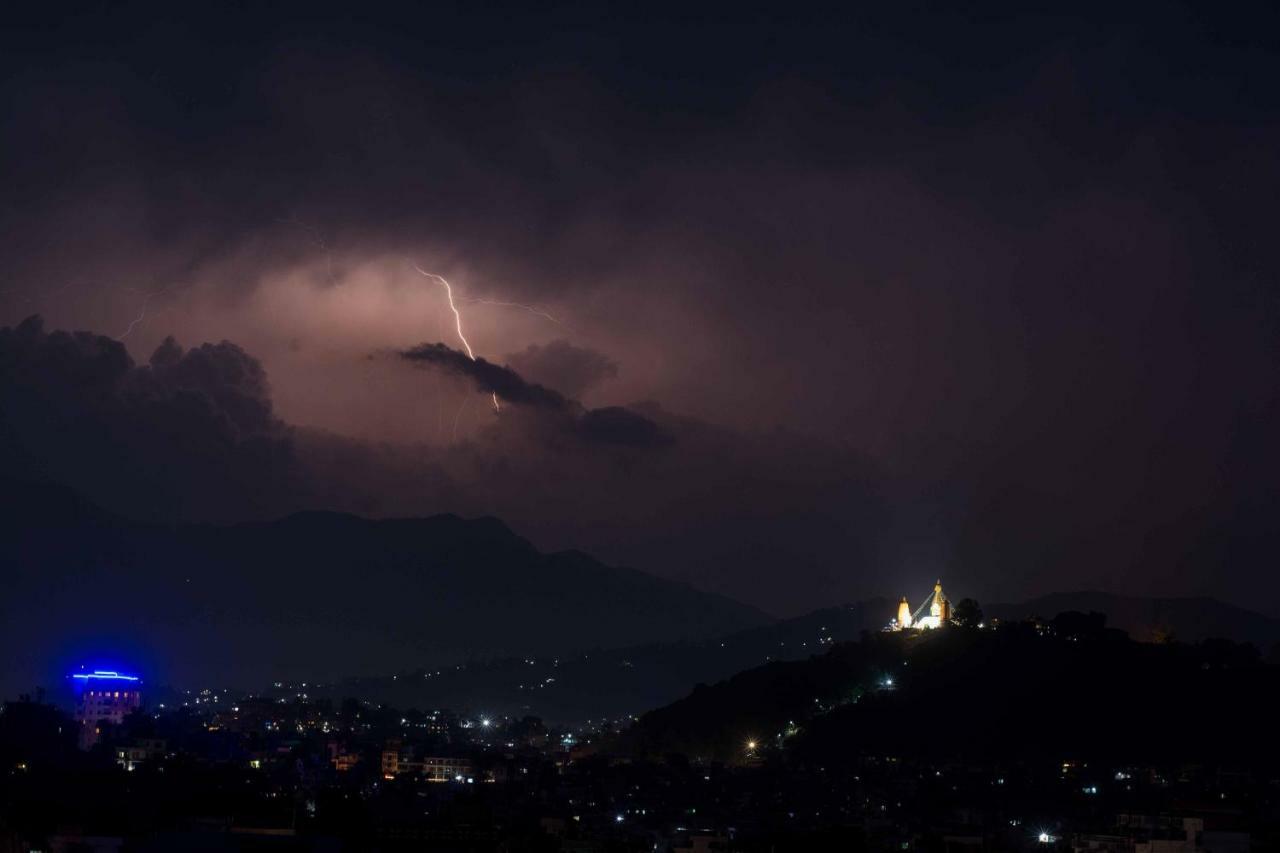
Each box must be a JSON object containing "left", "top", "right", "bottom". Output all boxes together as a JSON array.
[{"left": 71, "top": 670, "right": 140, "bottom": 682}]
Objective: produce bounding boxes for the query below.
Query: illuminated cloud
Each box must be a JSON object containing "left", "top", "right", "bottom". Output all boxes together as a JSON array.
[
  {"left": 400, "top": 343, "right": 571, "bottom": 412},
  {"left": 505, "top": 340, "right": 619, "bottom": 398},
  {"left": 398, "top": 341, "right": 671, "bottom": 449}
]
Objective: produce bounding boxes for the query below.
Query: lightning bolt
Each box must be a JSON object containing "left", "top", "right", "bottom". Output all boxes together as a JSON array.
[
  {"left": 413, "top": 264, "right": 500, "bottom": 412},
  {"left": 451, "top": 393, "right": 472, "bottom": 443},
  {"left": 120, "top": 293, "right": 155, "bottom": 339},
  {"left": 458, "top": 297, "right": 566, "bottom": 329},
  {"left": 414, "top": 265, "right": 476, "bottom": 359},
  {"left": 119, "top": 283, "right": 180, "bottom": 340}
]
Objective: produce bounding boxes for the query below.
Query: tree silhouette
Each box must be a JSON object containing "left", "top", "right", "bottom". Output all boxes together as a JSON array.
[{"left": 952, "top": 598, "right": 983, "bottom": 628}]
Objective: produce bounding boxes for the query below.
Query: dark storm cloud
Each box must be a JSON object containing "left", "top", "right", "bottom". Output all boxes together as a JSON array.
[
  {"left": 399, "top": 341, "right": 672, "bottom": 448},
  {"left": 0, "top": 316, "right": 296, "bottom": 521},
  {"left": 505, "top": 340, "right": 619, "bottom": 398},
  {"left": 0, "top": 0, "right": 1279, "bottom": 616},
  {"left": 400, "top": 343, "right": 572, "bottom": 411},
  {"left": 139, "top": 335, "right": 276, "bottom": 436},
  {"left": 577, "top": 406, "right": 673, "bottom": 448}
]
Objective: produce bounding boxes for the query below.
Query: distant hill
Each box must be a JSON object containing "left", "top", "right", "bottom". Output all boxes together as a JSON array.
[
  {"left": 320, "top": 591, "right": 1280, "bottom": 723},
  {"left": 620, "top": 623, "right": 1280, "bottom": 765},
  {"left": 986, "top": 591, "right": 1280, "bottom": 650},
  {"left": 326, "top": 598, "right": 893, "bottom": 722},
  {"left": 0, "top": 480, "right": 768, "bottom": 698},
  {"left": 13, "top": 483, "right": 1275, "bottom": 726}
]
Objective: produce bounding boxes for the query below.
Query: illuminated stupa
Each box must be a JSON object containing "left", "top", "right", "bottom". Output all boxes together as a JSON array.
[
  {"left": 890, "top": 580, "right": 951, "bottom": 631},
  {"left": 896, "top": 597, "right": 913, "bottom": 628}
]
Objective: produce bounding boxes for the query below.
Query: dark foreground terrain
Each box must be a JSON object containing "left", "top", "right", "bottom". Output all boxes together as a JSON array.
[{"left": 3, "top": 615, "right": 1278, "bottom": 851}]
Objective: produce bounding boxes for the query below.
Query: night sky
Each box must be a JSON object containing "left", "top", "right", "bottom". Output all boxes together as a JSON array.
[{"left": 2, "top": 1, "right": 1278, "bottom": 617}]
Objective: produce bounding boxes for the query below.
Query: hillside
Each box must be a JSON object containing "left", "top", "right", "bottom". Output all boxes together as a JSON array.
[
  {"left": 986, "top": 590, "right": 1280, "bottom": 649},
  {"left": 0, "top": 480, "right": 768, "bottom": 698},
  {"left": 326, "top": 598, "right": 893, "bottom": 721},
  {"left": 320, "top": 592, "right": 1280, "bottom": 723},
  {"left": 621, "top": 619, "right": 1280, "bottom": 765}
]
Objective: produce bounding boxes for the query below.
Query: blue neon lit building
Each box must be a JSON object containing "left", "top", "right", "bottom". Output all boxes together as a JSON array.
[{"left": 71, "top": 670, "right": 142, "bottom": 749}]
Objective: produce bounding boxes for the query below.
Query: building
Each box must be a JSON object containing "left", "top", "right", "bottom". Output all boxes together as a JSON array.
[
  {"left": 1071, "top": 815, "right": 1223, "bottom": 852},
  {"left": 71, "top": 670, "right": 142, "bottom": 749},
  {"left": 674, "top": 833, "right": 730, "bottom": 853},
  {"left": 423, "top": 756, "right": 472, "bottom": 782},
  {"left": 890, "top": 581, "right": 952, "bottom": 631},
  {"left": 115, "top": 738, "right": 165, "bottom": 771},
  {"left": 382, "top": 741, "right": 473, "bottom": 781},
  {"left": 381, "top": 741, "right": 408, "bottom": 777}
]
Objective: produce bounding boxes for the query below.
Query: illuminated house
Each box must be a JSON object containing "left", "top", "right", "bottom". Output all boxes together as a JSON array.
[
  {"left": 116, "top": 738, "right": 165, "bottom": 771},
  {"left": 423, "top": 756, "right": 474, "bottom": 783},
  {"left": 382, "top": 740, "right": 474, "bottom": 782},
  {"left": 71, "top": 670, "right": 142, "bottom": 749},
  {"left": 890, "top": 580, "right": 951, "bottom": 631}
]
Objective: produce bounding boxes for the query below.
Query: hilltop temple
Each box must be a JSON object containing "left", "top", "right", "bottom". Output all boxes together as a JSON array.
[{"left": 891, "top": 580, "right": 951, "bottom": 631}]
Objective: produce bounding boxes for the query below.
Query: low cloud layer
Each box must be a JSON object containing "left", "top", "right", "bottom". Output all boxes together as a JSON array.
[
  {"left": 401, "top": 343, "right": 572, "bottom": 411},
  {"left": 505, "top": 340, "right": 619, "bottom": 399},
  {"left": 399, "top": 341, "right": 671, "bottom": 448}
]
